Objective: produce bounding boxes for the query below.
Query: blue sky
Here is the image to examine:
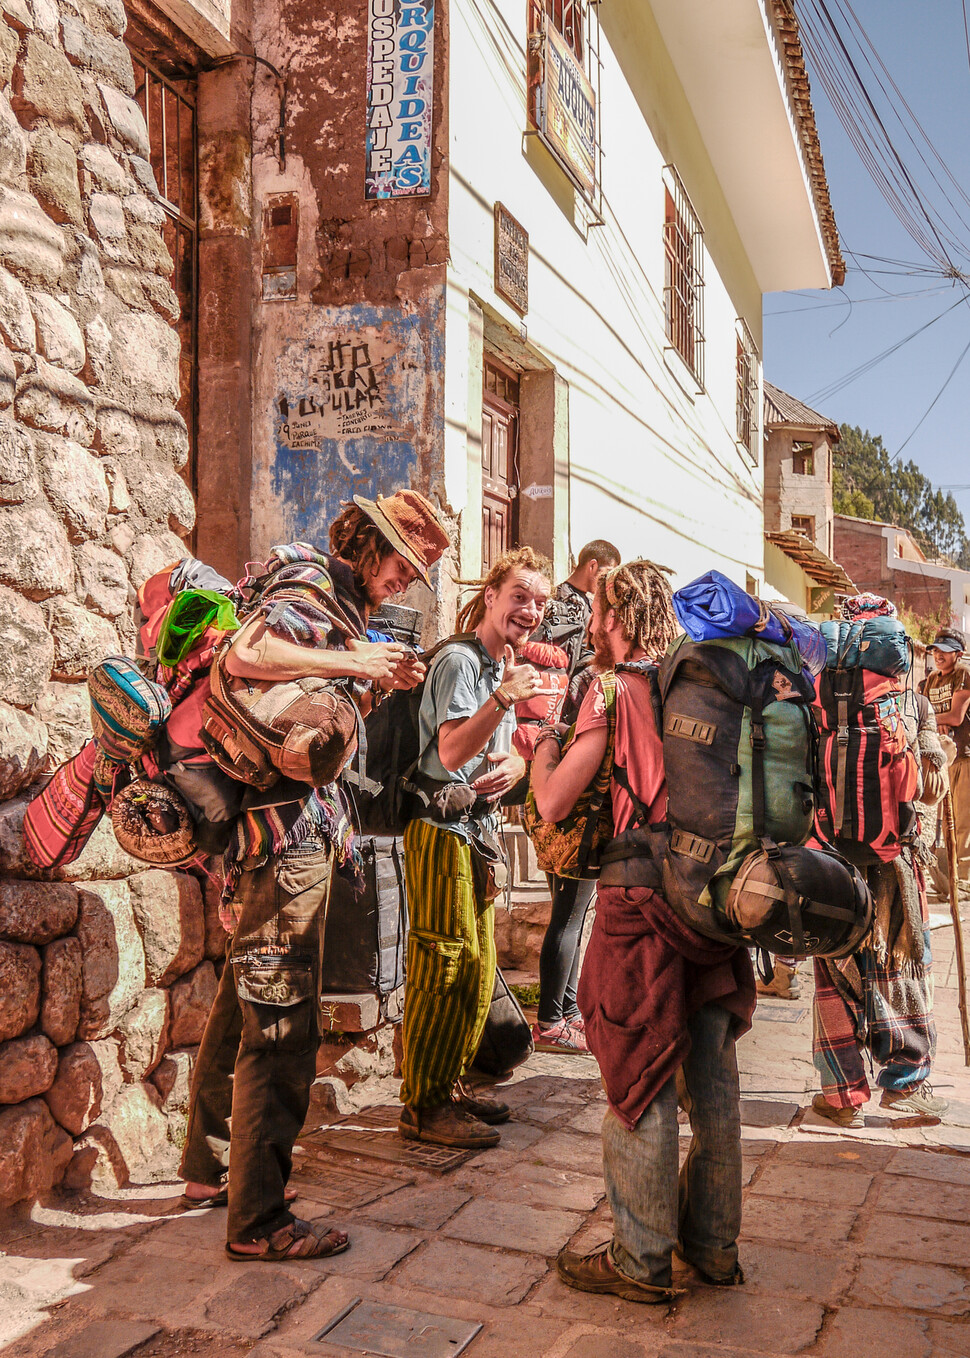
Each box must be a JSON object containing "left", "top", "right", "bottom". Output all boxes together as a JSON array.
[{"left": 764, "top": 0, "right": 970, "bottom": 525}]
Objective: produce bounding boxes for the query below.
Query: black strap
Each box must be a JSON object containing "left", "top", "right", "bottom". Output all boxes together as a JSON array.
[
  {"left": 751, "top": 692, "right": 767, "bottom": 843},
  {"left": 611, "top": 760, "right": 651, "bottom": 829},
  {"left": 766, "top": 844, "right": 807, "bottom": 957}
]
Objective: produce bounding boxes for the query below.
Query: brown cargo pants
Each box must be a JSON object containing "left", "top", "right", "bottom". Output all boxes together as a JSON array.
[{"left": 179, "top": 840, "right": 333, "bottom": 1244}]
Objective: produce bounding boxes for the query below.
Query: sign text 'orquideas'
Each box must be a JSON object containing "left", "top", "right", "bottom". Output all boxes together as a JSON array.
[{"left": 366, "top": 0, "right": 435, "bottom": 199}]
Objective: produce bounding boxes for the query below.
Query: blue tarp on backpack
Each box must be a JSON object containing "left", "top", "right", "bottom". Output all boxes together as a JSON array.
[
  {"left": 819, "top": 618, "right": 911, "bottom": 677},
  {"left": 673, "top": 570, "right": 827, "bottom": 675}
]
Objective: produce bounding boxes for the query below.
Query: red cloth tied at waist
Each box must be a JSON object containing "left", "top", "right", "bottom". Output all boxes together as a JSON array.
[{"left": 578, "top": 885, "right": 756, "bottom": 1130}]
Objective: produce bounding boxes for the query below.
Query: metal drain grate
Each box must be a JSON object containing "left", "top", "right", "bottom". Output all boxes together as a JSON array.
[{"left": 313, "top": 1298, "right": 482, "bottom": 1357}]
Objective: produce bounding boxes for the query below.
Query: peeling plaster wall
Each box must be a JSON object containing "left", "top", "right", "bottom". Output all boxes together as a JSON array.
[{"left": 246, "top": 0, "right": 451, "bottom": 596}]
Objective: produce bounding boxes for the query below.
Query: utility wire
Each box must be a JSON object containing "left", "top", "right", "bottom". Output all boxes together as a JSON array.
[{"left": 807, "top": 294, "right": 966, "bottom": 404}]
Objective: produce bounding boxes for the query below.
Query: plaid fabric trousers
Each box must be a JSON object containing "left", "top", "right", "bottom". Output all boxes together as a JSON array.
[
  {"left": 399, "top": 817, "right": 496, "bottom": 1110},
  {"left": 813, "top": 934, "right": 936, "bottom": 1108}
]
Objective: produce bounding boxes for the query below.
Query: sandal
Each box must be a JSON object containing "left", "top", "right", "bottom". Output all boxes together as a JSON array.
[
  {"left": 182, "top": 1183, "right": 299, "bottom": 1210},
  {"left": 226, "top": 1217, "right": 350, "bottom": 1262}
]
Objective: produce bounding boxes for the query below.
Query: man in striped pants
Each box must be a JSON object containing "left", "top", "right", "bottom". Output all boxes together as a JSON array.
[{"left": 398, "top": 546, "right": 550, "bottom": 1148}]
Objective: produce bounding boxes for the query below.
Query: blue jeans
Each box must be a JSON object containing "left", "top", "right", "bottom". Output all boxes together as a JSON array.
[{"left": 601, "top": 1002, "right": 742, "bottom": 1287}]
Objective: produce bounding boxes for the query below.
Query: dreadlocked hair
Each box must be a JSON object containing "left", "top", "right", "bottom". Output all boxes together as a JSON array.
[
  {"left": 595, "top": 558, "right": 677, "bottom": 659},
  {"left": 328, "top": 503, "right": 394, "bottom": 581},
  {"left": 456, "top": 545, "right": 553, "bottom": 632}
]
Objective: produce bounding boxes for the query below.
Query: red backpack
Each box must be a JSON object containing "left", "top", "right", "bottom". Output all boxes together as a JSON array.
[
  {"left": 512, "top": 639, "right": 570, "bottom": 760},
  {"left": 813, "top": 667, "right": 919, "bottom": 865}
]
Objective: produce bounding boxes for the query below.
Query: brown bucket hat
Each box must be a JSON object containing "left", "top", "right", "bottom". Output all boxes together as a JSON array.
[{"left": 353, "top": 489, "right": 449, "bottom": 587}]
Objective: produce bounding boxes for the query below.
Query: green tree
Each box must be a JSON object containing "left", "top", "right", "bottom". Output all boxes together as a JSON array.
[{"left": 834, "top": 424, "right": 969, "bottom": 565}]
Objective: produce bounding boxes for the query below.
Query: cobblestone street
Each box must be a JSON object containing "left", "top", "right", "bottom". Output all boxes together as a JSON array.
[{"left": 1, "top": 903, "right": 969, "bottom": 1358}]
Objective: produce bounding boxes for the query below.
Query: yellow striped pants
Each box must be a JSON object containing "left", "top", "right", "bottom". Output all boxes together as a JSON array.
[{"left": 400, "top": 817, "right": 496, "bottom": 1109}]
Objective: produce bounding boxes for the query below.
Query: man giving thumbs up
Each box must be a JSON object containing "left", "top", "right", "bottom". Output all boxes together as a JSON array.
[{"left": 398, "top": 547, "right": 549, "bottom": 1149}]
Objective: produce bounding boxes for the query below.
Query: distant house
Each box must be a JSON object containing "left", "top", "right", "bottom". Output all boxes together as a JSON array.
[
  {"left": 763, "top": 381, "right": 840, "bottom": 557},
  {"left": 834, "top": 517, "right": 970, "bottom": 633},
  {"left": 762, "top": 382, "right": 850, "bottom": 617}
]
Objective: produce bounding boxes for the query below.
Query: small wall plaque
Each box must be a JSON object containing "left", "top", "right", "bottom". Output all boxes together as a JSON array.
[{"left": 494, "top": 202, "right": 528, "bottom": 315}]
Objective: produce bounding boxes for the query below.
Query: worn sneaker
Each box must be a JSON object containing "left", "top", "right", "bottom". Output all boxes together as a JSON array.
[
  {"left": 556, "top": 1245, "right": 685, "bottom": 1305},
  {"left": 532, "top": 1020, "right": 589, "bottom": 1054},
  {"left": 811, "top": 1093, "right": 865, "bottom": 1128},
  {"left": 566, "top": 1013, "right": 586, "bottom": 1034},
  {"left": 398, "top": 1102, "right": 500, "bottom": 1149},
  {"left": 453, "top": 1078, "right": 511, "bottom": 1125},
  {"left": 880, "top": 1083, "right": 949, "bottom": 1117},
  {"left": 757, "top": 961, "right": 801, "bottom": 1000}
]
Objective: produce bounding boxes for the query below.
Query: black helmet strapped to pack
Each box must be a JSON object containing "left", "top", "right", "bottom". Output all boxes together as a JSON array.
[{"left": 724, "top": 841, "right": 873, "bottom": 958}]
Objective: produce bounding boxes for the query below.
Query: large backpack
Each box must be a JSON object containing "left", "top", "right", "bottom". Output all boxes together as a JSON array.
[
  {"left": 660, "top": 633, "right": 814, "bottom": 930},
  {"left": 531, "top": 589, "right": 591, "bottom": 678},
  {"left": 342, "top": 634, "right": 482, "bottom": 835},
  {"left": 814, "top": 618, "right": 919, "bottom": 865},
  {"left": 658, "top": 631, "right": 872, "bottom": 956}
]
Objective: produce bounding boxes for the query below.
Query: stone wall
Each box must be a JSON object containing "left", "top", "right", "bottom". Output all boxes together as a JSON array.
[{"left": 0, "top": 0, "right": 196, "bottom": 1208}]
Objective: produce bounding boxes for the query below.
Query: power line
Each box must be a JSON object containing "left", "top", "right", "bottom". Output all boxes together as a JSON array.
[
  {"left": 807, "top": 294, "right": 966, "bottom": 404},
  {"left": 892, "top": 312, "right": 970, "bottom": 461}
]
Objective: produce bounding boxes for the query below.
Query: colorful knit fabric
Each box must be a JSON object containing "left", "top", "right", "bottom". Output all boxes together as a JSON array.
[
  {"left": 235, "top": 544, "right": 366, "bottom": 648},
  {"left": 219, "top": 543, "right": 366, "bottom": 904},
  {"left": 842, "top": 593, "right": 898, "bottom": 621},
  {"left": 812, "top": 855, "right": 934, "bottom": 1108}
]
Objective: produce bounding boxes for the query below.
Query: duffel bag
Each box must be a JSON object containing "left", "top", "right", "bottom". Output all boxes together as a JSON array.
[
  {"left": 321, "top": 836, "right": 407, "bottom": 998},
  {"left": 724, "top": 841, "right": 872, "bottom": 958}
]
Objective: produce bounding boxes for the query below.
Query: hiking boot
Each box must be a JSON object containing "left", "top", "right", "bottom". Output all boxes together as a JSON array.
[
  {"left": 757, "top": 961, "right": 801, "bottom": 1000},
  {"left": 556, "top": 1245, "right": 685, "bottom": 1305},
  {"left": 880, "top": 1082, "right": 949, "bottom": 1117},
  {"left": 453, "top": 1078, "right": 510, "bottom": 1125},
  {"left": 398, "top": 1102, "right": 500, "bottom": 1149},
  {"left": 812, "top": 1093, "right": 865, "bottom": 1128},
  {"left": 532, "top": 1019, "right": 589, "bottom": 1053}
]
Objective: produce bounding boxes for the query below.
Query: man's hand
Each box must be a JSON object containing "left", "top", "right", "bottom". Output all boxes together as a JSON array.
[
  {"left": 473, "top": 750, "right": 527, "bottom": 800},
  {"left": 500, "top": 645, "right": 542, "bottom": 703},
  {"left": 346, "top": 638, "right": 415, "bottom": 685},
  {"left": 378, "top": 651, "right": 427, "bottom": 692}
]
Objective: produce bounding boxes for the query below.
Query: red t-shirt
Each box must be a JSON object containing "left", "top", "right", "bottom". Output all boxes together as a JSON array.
[{"left": 575, "top": 671, "right": 667, "bottom": 834}]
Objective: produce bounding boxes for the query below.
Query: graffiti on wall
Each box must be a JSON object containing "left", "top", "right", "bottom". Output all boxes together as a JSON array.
[
  {"left": 266, "top": 300, "right": 444, "bottom": 546},
  {"left": 278, "top": 335, "right": 404, "bottom": 463}
]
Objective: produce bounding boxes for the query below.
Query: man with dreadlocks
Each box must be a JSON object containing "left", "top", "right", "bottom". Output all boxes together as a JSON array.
[
  {"left": 397, "top": 545, "right": 548, "bottom": 1148},
  {"left": 532, "top": 559, "right": 755, "bottom": 1305},
  {"left": 180, "top": 490, "right": 449, "bottom": 1262}
]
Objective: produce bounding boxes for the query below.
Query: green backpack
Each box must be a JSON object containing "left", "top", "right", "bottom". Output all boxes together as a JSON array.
[{"left": 659, "top": 632, "right": 817, "bottom": 935}]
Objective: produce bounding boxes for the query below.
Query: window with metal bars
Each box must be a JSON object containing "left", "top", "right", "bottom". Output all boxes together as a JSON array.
[
  {"left": 736, "top": 319, "right": 759, "bottom": 459},
  {"left": 129, "top": 53, "right": 198, "bottom": 494},
  {"left": 530, "top": 0, "right": 584, "bottom": 63},
  {"left": 663, "top": 170, "right": 704, "bottom": 386}
]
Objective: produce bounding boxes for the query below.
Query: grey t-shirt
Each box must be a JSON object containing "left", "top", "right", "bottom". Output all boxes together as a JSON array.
[{"left": 416, "top": 638, "right": 515, "bottom": 825}]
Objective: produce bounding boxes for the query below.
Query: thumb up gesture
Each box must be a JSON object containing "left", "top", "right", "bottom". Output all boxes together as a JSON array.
[{"left": 499, "top": 644, "right": 542, "bottom": 704}]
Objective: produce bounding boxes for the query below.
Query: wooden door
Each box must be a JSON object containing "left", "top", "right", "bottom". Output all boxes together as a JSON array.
[{"left": 482, "top": 359, "right": 520, "bottom": 573}]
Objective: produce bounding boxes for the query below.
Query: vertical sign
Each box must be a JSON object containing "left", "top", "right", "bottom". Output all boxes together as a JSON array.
[
  {"left": 540, "top": 22, "right": 596, "bottom": 196},
  {"left": 366, "top": 0, "right": 435, "bottom": 199}
]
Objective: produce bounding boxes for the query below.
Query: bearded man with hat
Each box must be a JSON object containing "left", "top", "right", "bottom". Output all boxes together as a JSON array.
[{"left": 179, "top": 488, "right": 450, "bottom": 1263}]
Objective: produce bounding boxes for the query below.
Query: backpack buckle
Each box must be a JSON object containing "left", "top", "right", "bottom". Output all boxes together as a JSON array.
[
  {"left": 750, "top": 721, "right": 765, "bottom": 750},
  {"left": 836, "top": 726, "right": 850, "bottom": 745}
]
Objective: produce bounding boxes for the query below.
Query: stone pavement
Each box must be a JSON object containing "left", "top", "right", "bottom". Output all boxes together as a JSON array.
[{"left": 2, "top": 907, "right": 970, "bottom": 1358}]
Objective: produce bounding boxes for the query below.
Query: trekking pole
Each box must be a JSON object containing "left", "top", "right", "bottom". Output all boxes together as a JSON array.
[{"left": 943, "top": 791, "right": 970, "bottom": 1066}]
